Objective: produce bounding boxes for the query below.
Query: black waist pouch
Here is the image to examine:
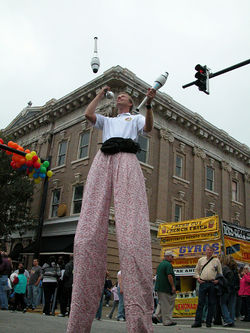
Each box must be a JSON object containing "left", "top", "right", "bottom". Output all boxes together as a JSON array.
[{"left": 101, "top": 137, "right": 141, "bottom": 155}]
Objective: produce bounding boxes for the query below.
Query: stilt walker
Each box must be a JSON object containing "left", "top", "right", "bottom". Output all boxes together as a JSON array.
[{"left": 67, "top": 85, "right": 156, "bottom": 333}]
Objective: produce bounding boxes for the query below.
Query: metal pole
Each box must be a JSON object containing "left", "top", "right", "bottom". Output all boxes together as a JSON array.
[
  {"left": 182, "top": 59, "right": 250, "bottom": 89},
  {"left": 0, "top": 143, "right": 46, "bottom": 163},
  {"left": 34, "top": 156, "right": 51, "bottom": 258}
]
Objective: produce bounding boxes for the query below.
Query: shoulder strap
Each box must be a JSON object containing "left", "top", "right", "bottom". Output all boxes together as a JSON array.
[{"left": 201, "top": 257, "right": 214, "bottom": 274}]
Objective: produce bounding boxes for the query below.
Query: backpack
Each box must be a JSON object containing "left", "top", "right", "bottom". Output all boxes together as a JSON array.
[{"left": 12, "top": 276, "right": 19, "bottom": 286}]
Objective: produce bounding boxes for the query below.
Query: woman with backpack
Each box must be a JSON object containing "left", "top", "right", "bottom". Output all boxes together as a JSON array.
[{"left": 220, "top": 255, "right": 239, "bottom": 327}]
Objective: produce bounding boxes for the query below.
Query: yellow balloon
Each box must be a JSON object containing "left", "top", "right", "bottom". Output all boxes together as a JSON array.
[
  {"left": 34, "top": 178, "right": 41, "bottom": 184},
  {"left": 25, "top": 153, "right": 32, "bottom": 160},
  {"left": 38, "top": 158, "right": 41, "bottom": 163},
  {"left": 47, "top": 170, "right": 53, "bottom": 178},
  {"left": 31, "top": 151, "right": 37, "bottom": 156}
]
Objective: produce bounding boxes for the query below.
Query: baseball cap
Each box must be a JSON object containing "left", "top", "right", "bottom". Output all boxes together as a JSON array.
[{"left": 164, "top": 250, "right": 175, "bottom": 257}]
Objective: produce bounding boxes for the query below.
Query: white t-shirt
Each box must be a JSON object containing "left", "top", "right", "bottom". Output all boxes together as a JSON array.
[{"left": 94, "top": 113, "right": 145, "bottom": 142}]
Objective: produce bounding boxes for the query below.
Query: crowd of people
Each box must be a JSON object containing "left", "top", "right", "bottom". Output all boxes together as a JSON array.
[
  {"left": 0, "top": 251, "right": 127, "bottom": 321},
  {"left": 0, "top": 249, "right": 250, "bottom": 328},
  {"left": 191, "top": 246, "right": 250, "bottom": 328},
  {"left": 0, "top": 252, "right": 73, "bottom": 316}
]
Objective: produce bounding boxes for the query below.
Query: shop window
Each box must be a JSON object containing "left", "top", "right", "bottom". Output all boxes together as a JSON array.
[
  {"left": 137, "top": 135, "right": 149, "bottom": 163},
  {"left": 51, "top": 189, "right": 61, "bottom": 217},
  {"left": 78, "top": 132, "right": 90, "bottom": 159},
  {"left": 57, "top": 141, "right": 67, "bottom": 166},
  {"left": 72, "top": 185, "right": 84, "bottom": 214},
  {"left": 206, "top": 166, "right": 214, "bottom": 191}
]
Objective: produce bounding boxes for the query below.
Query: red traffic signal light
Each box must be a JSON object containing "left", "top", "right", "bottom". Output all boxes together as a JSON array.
[{"left": 194, "top": 64, "right": 209, "bottom": 94}]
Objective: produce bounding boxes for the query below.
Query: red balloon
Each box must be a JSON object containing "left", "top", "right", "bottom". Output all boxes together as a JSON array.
[
  {"left": 17, "top": 146, "right": 24, "bottom": 152},
  {"left": 34, "top": 161, "right": 40, "bottom": 169},
  {"left": 26, "top": 160, "right": 33, "bottom": 168},
  {"left": 32, "top": 155, "right": 38, "bottom": 162},
  {"left": 19, "top": 157, "right": 26, "bottom": 165}
]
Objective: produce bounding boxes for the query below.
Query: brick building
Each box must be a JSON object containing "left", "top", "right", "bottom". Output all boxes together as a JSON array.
[{"left": 3, "top": 66, "right": 250, "bottom": 278}]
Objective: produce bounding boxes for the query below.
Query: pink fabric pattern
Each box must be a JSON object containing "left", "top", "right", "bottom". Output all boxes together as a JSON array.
[{"left": 67, "top": 151, "right": 153, "bottom": 333}]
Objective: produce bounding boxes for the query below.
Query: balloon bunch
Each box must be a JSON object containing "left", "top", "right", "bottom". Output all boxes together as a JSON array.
[{"left": 0, "top": 138, "right": 53, "bottom": 184}]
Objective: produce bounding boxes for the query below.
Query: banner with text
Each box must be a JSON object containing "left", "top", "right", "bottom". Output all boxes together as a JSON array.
[
  {"left": 161, "top": 241, "right": 222, "bottom": 266},
  {"left": 158, "top": 216, "right": 220, "bottom": 243},
  {"left": 174, "top": 297, "right": 198, "bottom": 317},
  {"left": 223, "top": 221, "right": 250, "bottom": 264}
]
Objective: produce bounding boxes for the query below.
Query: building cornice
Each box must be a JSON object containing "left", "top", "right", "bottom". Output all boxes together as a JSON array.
[{"left": 3, "top": 65, "right": 250, "bottom": 167}]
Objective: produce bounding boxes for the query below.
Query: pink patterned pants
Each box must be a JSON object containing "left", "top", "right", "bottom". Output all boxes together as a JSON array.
[{"left": 67, "top": 151, "right": 154, "bottom": 333}]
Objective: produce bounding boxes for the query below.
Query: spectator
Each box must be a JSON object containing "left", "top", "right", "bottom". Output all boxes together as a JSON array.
[
  {"left": 219, "top": 255, "right": 236, "bottom": 327},
  {"left": 107, "top": 283, "right": 119, "bottom": 319},
  {"left": 27, "top": 259, "right": 42, "bottom": 310},
  {"left": 14, "top": 263, "right": 30, "bottom": 281},
  {"left": 239, "top": 265, "right": 250, "bottom": 322},
  {"left": 153, "top": 250, "right": 177, "bottom": 326},
  {"left": 58, "top": 255, "right": 73, "bottom": 317},
  {"left": 0, "top": 251, "right": 12, "bottom": 310},
  {"left": 57, "top": 256, "right": 65, "bottom": 313},
  {"left": 192, "top": 245, "right": 222, "bottom": 328},
  {"left": 42, "top": 256, "right": 61, "bottom": 316},
  {"left": 117, "top": 270, "right": 125, "bottom": 321},
  {"left": 104, "top": 271, "right": 112, "bottom": 307},
  {"left": 236, "top": 266, "right": 245, "bottom": 319},
  {"left": 12, "top": 267, "right": 28, "bottom": 312}
]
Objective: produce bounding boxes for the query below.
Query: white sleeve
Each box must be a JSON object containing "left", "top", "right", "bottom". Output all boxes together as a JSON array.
[
  {"left": 94, "top": 114, "right": 106, "bottom": 130},
  {"left": 136, "top": 114, "right": 145, "bottom": 134}
]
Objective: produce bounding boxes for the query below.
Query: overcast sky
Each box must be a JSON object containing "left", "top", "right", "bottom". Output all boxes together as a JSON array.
[{"left": 1, "top": 0, "right": 250, "bottom": 147}]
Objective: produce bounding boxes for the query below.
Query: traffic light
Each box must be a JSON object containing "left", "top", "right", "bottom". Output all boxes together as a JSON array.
[{"left": 194, "top": 64, "right": 210, "bottom": 94}]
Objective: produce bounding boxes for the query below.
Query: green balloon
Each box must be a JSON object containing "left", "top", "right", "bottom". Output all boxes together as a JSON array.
[
  {"left": 40, "top": 166, "right": 47, "bottom": 173},
  {"left": 43, "top": 161, "right": 50, "bottom": 168}
]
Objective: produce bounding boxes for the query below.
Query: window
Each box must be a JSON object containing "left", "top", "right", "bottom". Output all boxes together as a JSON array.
[
  {"left": 232, "top": 181, "right": 238, "bottom": 201},
  {"left": 79, "top": 132, "right": 90, "bottom": 159},
  {"left": 175, "top": 155, "right": 183, "bottom": 178},
  {"left": 51, "top": 189, "right": 61, "bottom": 217},
  {"left": 72, "top": 185, "right": 84, "bottom": 214},
  {"left": 57, "top": 141, "right": 67, "bottom": 166},
  {"left": 136, "top": 135, "right": 149, "bottom": 163},
  {"left": 206, "top": 166, "right": 214, "bottom": 191},
  {"left": 174, "top": 204, "right": 182, "bottom": 222}
]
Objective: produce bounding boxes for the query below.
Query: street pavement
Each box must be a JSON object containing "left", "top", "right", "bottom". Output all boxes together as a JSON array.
[{"left": 0, "top": 310, "right": 250, "bottom": 333}]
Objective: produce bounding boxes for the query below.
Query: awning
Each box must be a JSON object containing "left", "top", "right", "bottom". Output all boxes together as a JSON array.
[{"left": 21, "top": 235, "right": 74, "bottom": 255}]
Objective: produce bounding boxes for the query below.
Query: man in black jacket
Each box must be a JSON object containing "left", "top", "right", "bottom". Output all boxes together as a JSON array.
[{"left": 59, "top": 255, "right": 73, "bottom": 317}]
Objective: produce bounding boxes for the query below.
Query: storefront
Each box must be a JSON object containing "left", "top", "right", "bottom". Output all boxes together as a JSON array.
[
  {"left": 158, "top": 216, "right": 223, "bottom": 317},
  {"left": 157, "top": 216, "right": 250, "bottom": 317}
]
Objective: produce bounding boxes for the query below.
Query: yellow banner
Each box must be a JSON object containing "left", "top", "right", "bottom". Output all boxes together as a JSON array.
[
  {"left": 225, "top": 236, "right": 250, "bottom": 264},
  {"left": 160, "top": 230, "right": 221, "bottom": 245},
  {"left": 172, "top": 258, "right": 199, "bottom": 268},
  {"left": 174, "top": 297, "right": 198, "bottom": 317},
  {"left": 158, "top": 216, "right": 219, "bottom": 239},
  {"left": 161, "top": 241, "right": 222, "bottom": 263}
]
